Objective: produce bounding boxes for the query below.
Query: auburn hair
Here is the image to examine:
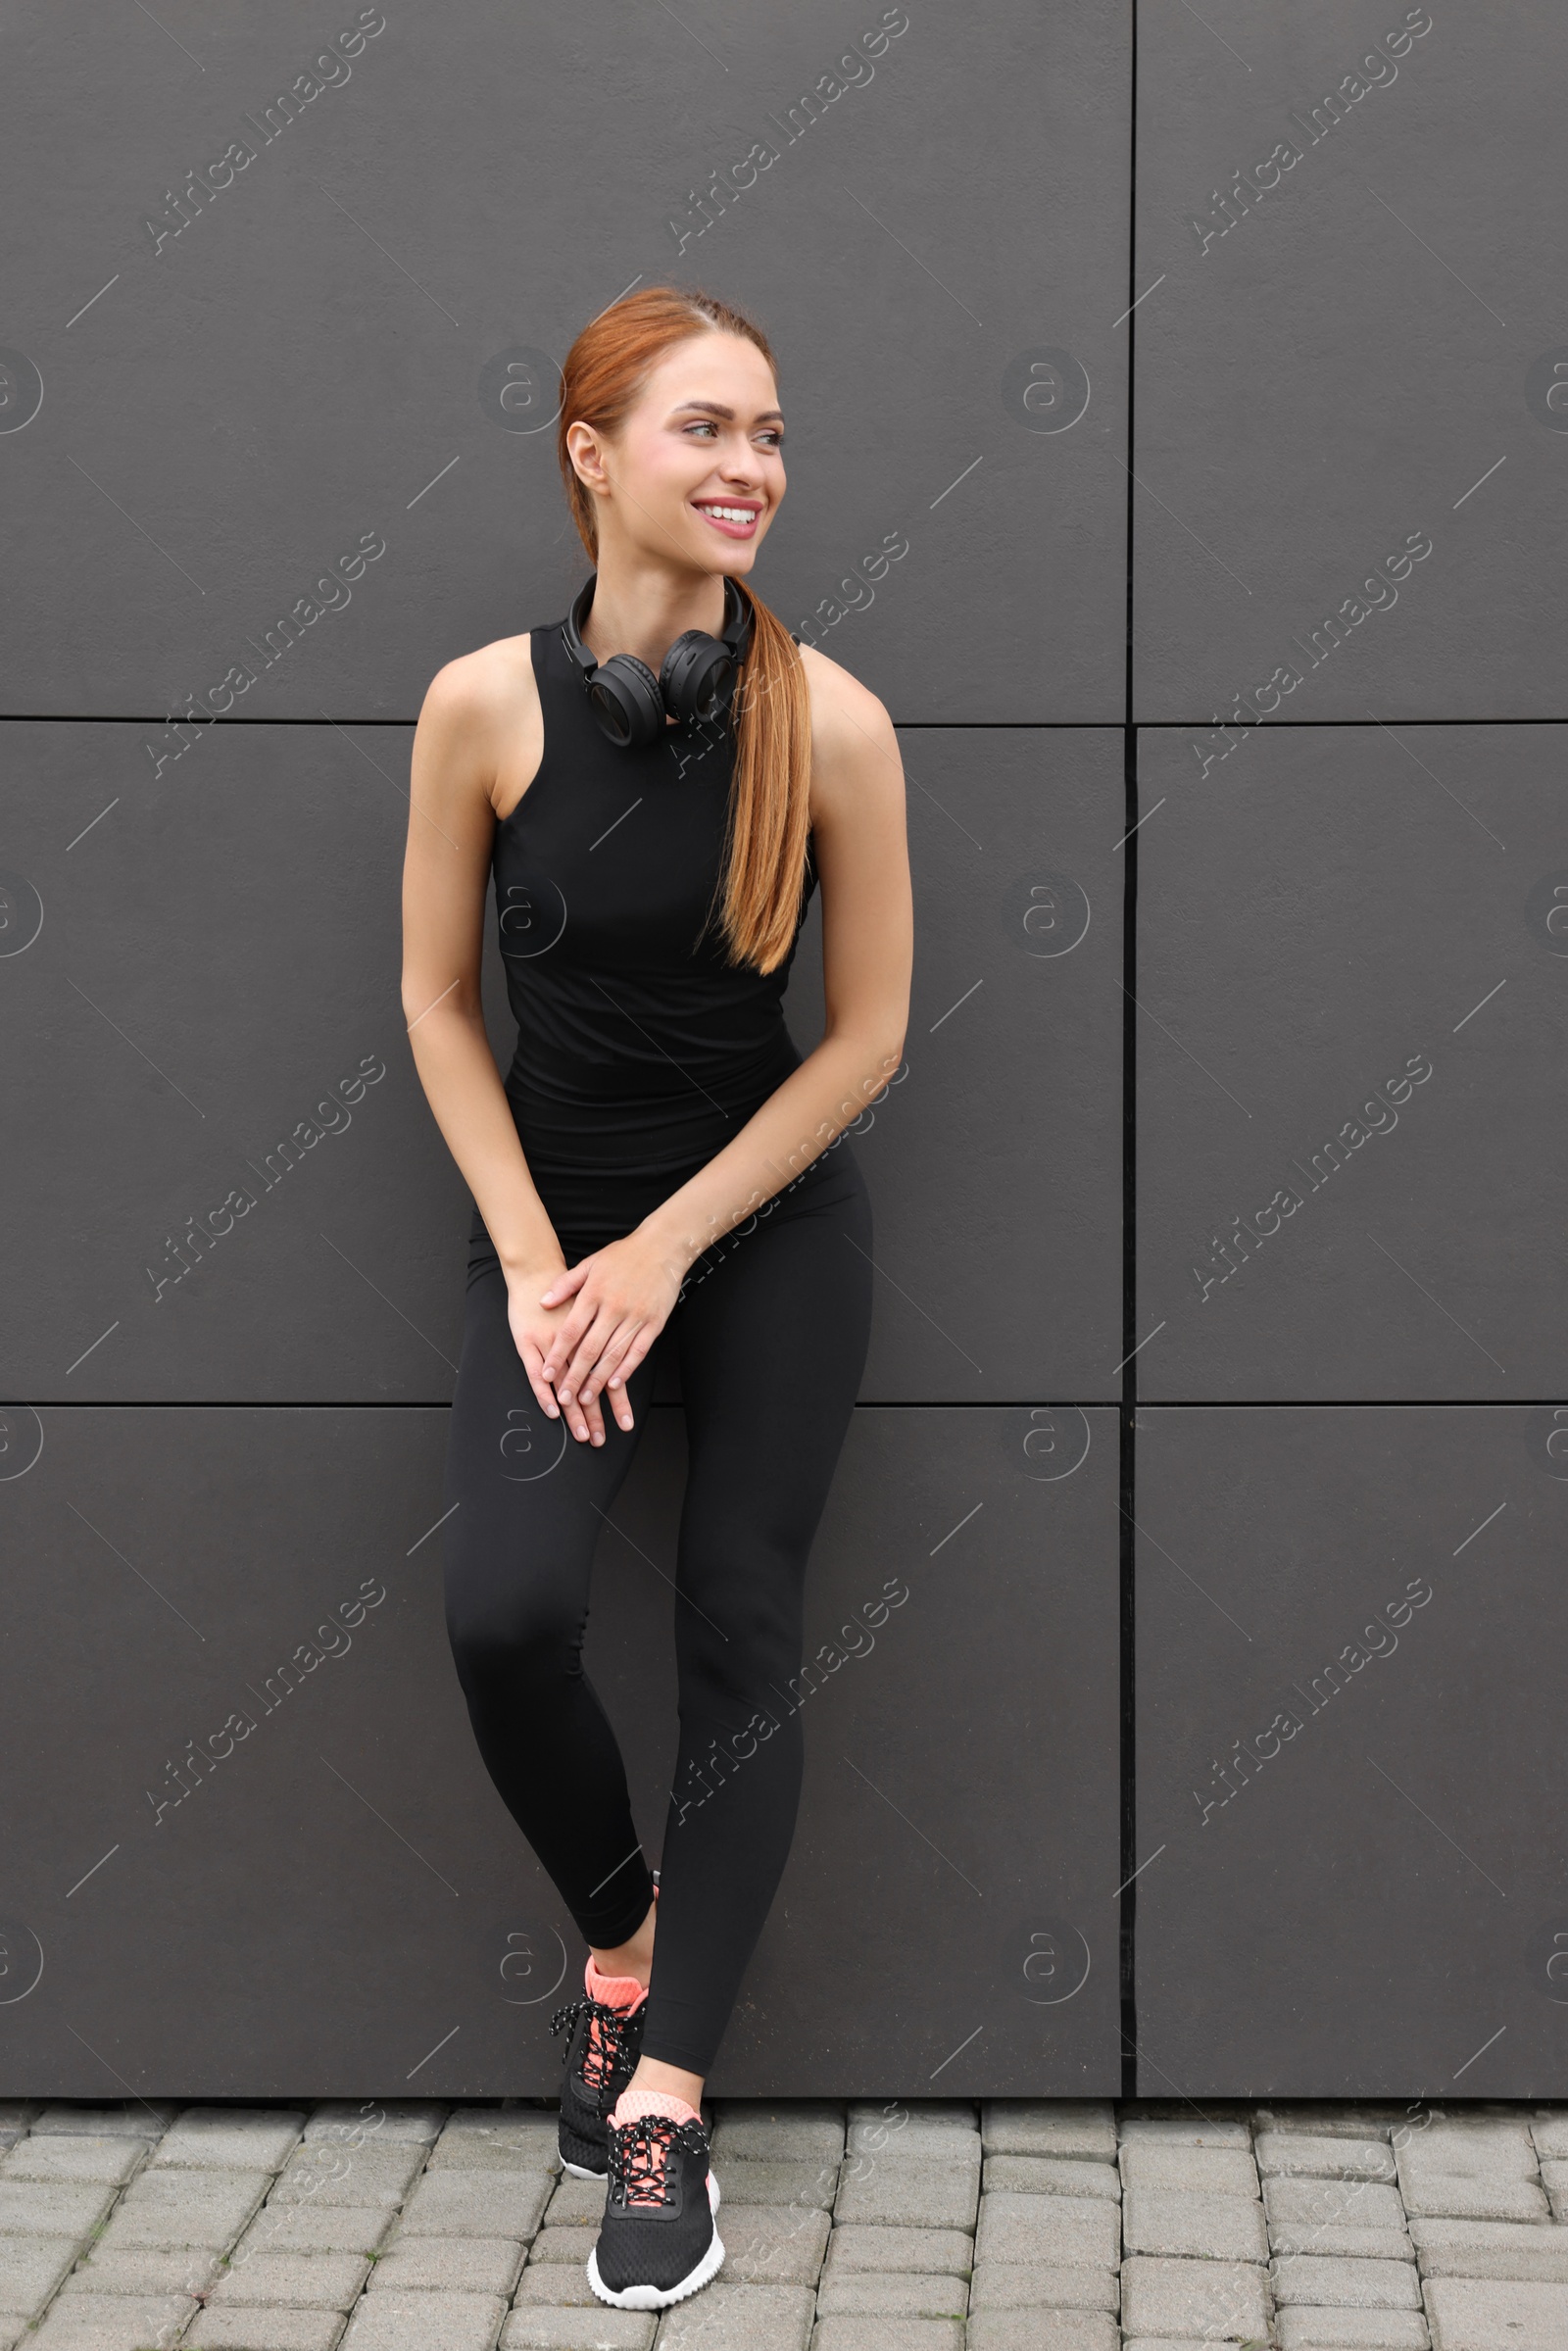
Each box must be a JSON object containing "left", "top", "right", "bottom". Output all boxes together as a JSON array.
[{"left": 555, "top": 285, "right": 811, "bottom": 975}]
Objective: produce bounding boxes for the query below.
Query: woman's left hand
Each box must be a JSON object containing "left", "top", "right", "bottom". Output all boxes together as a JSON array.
[{"left": 536, "top": 1227, "right": 688, "bottom": 1432}]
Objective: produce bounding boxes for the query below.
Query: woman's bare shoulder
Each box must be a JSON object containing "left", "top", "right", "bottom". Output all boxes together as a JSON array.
[
  {"left": 795, "top": 640, "right": 901, "bottom": 816},
  {"left": 419, "top": 629, "right": 538, "bottom": 728}
]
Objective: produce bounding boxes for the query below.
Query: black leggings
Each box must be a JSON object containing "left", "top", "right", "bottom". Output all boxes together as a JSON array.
[{"left": 440, "top": 1135, "right": 873, "bottom": 2077}]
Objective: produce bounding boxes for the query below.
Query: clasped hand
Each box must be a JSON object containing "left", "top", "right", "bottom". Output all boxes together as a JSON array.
[{"left": 506, "top": 1226, "right": 687, "bottom": 1445}]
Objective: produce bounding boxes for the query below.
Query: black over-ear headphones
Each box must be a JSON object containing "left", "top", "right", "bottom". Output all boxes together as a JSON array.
[{"left": 562, "top": 571, "right": 755, "bottom": 749}]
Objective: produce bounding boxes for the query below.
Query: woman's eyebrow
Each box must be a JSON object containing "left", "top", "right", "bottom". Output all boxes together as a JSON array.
[{"left": 670, "top": 399, "right": 786, "bottom": 424}]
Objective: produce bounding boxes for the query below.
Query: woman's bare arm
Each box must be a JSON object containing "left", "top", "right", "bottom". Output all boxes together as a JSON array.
[
  {"left": 402, "top": 648, "right": 622, "bottom": 1445},
  {"left": 639, "top": 644, "right": 912, "bottom": 1265}
]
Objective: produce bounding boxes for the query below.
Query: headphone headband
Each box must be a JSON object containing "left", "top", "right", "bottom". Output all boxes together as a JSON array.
[
  {"left": 562, "top": 571, "right": 754, "bottom": 682},
  {"left": 561, "top": 571, "right": 755, "bottom": 750}
]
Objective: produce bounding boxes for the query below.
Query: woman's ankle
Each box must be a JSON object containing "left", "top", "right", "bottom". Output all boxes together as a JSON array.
[
  {"left": 623, "top": 2054, "right": 705, "bottom": 2113},
  {"left": 588, "top": 1894, "right": 658, "bottom": 1987}
]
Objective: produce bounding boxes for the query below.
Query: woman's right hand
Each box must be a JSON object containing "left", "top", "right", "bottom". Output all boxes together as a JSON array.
[{"left": 505, "top": 1262, "right": 632, "bottom": 1447}]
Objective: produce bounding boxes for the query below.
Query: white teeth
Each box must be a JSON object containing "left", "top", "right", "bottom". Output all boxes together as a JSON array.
[{"left": 698, "top": 505, "right": 757, "bottom": 524}]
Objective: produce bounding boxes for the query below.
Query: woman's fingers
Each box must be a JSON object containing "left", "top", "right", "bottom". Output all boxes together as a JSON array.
[
  {"left": 577, "top": 1320, "right": 642, "bottom": 1408},
  {"left": 554, "top": 1305, "right": 622, "bottom": 1405},
  {"left": 538, "top": 1257, "right": 592, "bottom": 1309},
  {"left": 541, "top": 1298, "right": 601, "bottom": 1386}
]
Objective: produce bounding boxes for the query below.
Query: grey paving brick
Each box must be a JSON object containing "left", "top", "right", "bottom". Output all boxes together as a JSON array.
[
  {"left": 1397, "top": 2170, "right": 1549, "bottom": 2223},
  {"left": 967, "top": 2265, "right": 1118, "bottom": 2312},
  {"left": 396, "top": 2172, "right": 552, "bottom": 2241},
  {"left": 235, "top": 2207, "right": 396, "bottom": 2260},
  {"left": 63, "top": 2245, "right": 223, "bottom": 2298},
  {"left": 819, "top": 2227, "right": 973, "bottom": 2279},
  {"left": 813, "top": 2272, "right": 967, "bottom": 2317},
  {"left": 1272, "top": 2255, "right": 1422, "bottom": 2309},
  {"left": 426, "top": 2139, "right": 555, "bottom": 2178},
  {"left": 964, "top": 2317, "right": 1116, "bottom": 2351},
  {"left": 717, "top": 2205, "right": 830, "bottom": 2285},
  {"left": 209, "top": 2251, "right": 369, "bottom": 2308},
  {"left": 340, "top": 2289, "right": 507, "bottom": 2349},
  {"left": 974, "top": 2190, "right": 1117, "bottom": 2271},
  {"left": 431, "top": 2117, "right": 562, "bottom": 2174},
  {"left": 1119, "top": 2253, "right": 1270, "bottom": 2341},
  {"left": 709, "top": 2107, "right": 845, "bottom": 2165},
  {"left": 847, "top": 2102, "right": 975, "bottom": 2134},
  {"left": 980, "top": 2157, "right": 1118, "bottom": 2200},
  {"left": 155, "top": 2111, "right": 307, "bottom": 2175},
  {"left": 808, "top": 2322, "right": 963, "bottom": 2351},
  {"left": 844, "top": 2111, "right": 978, "bottom": 2165},
  {"left": 1407, "top": 2216, "right": 1568, "bottom": 2281},
  {"left": 1119, "top": 2117, "right": 1252, "bottom": 2151},
  {"left": 514, "top": 2266, "right": 602, "bottom": 2307},
  {"left": 304, "top": 2106, "right": 447, "bottom": 2147},
  {"left": 371, "top": 2236, "right": 523, "bottom": 2295},
  {"left": 1263, "top": 2176, "right": 1411, "bottom": 2262},
  {"left": 1531, "top": 2115, "right": 1568, "bottom": 2166},
  {"left": 980, "top": 2104, "right": 1116, "bottom": 2162},
  {"left": 186, "top": 2314, "right": 348, "bottom": 2351},
  {"left": 1123, "top": 2186, "right": 1268, "bottom": 2263},
  {"left": 31, "top": 2106, "right": 179, "bottom": 2139},
  {"left": 271, "top": 2145, "right": 428, "bottom": 2210},
  {"left": 99, "top": 2166, "right": 271, "bottom": 2250},
  {"left": 1424, "top": 2274, "right": 1568, "bottom": 2349},
  {"left": 0, "top": 2107, "right": 43, "bottom": 2134},
  {"left": 501, "top": 2313, "right": 656, "bottom": 2351},
  {"left": 655, "top": 2281, "right": 815, "bottom": 2348},
  {"left": 542, "top": 2178, "right": 606, "bottom": 2228},
  {"left": 1252, "top": 2110, "right": 1405, "bottom": 2142},
  {"left": 27, "top": 2293, "right": 196, "bottom": 2346},
  {"left": 1276, "top": 2312, "right": 1431, "bottom": 2350},
  {"left": 832, "top": 2156, "right": 978, "bottom": 2231},
  {"left": 0, "top": 2232, "right": 78, "bottom": 2319},
  {"left": 0, "top": 2180, "right": 117, "bottom": 2239},
  {"left": 524, "top": 2227, "right": 599, "bottom": 2267},
  {"left": 1397, "top": 2123, "right": 1543, "bottom": 2223},
  {"left": 1, "top": 2136, "right": 147, "bottom": 2186},
  {"left": 1120, "top": 2143, "right": 1260, "bottom": 2197},
  {"left": 1538, "top": 2158, "right": 1568, "bottom": 2218},
  {"left": 1118, "top": 2341, "right": 1252, "bottom": 2351},
  {"left": 713, "top": 2160, "right": 837, "bottom": 2211},
  {"left": 1257, "top": 2135, "right": 1398, "bottom": 2184}
]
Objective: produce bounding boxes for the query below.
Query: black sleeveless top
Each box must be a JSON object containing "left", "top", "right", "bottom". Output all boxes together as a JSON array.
[{"left": 484, "top": 612, "right": 816, "bottom": 1255}]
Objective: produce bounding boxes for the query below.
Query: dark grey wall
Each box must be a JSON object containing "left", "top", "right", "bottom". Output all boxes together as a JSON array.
[{"left": 0, "top": 0, "right": 1558, "bottom": 2098}]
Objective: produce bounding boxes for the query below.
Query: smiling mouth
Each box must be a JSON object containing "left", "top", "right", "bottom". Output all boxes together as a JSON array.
[{"left": 693, "top": 501, "right": 761, "bottom": 535}]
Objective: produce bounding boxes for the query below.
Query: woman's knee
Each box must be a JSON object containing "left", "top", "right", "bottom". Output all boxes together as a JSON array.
[{"left": 443, "top": 1573, "right": 584, "bottom": 1691}]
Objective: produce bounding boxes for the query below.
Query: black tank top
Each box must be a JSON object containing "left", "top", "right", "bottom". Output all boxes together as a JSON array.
[{"left": 484, "top": 612, "right": 816, "bottom": 1255}]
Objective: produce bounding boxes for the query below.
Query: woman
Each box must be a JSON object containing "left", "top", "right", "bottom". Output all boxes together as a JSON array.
[{"left": 401, "top": 285, "right": 912, "bottom": 2311}]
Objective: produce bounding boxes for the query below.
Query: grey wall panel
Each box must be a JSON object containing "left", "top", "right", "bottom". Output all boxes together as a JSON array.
[
  {"left": 1, "top": 0, "right": 1127, "bottom": 724},
  {"left": 0, "top": 1403, "right": 1119, "bottom": 2096},
  {"left": 791, "top": 728, "right": 1125, "bottom": 1402},
  {"left": 1132, "top": 3, "right": 1566, "bottom": 720},
  {"left": 0, "top": 724, "right": 468, "bottom": 1402},
  {"left": 1, "top": 722, "right": 1121, "bottom": 1406},
  {"left": 1134, "top": 723, "right": 1566, "bottom": 1400},
  {"left": 1133, "top": 1406, "right": 1568, "bottom": 2096}
]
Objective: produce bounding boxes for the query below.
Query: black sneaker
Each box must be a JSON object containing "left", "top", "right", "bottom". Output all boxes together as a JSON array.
[
  {"left": 549, "top": 1990, "right": 647, "bottom": 2180},
  {"left": 587, "top": 2105, "right": 724, "bottom": 2310}
]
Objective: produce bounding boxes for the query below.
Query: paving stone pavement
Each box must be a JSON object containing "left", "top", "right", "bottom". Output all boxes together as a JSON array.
[{"left": 3, "top": 2097, "right": 1568, "bottom": 2347}]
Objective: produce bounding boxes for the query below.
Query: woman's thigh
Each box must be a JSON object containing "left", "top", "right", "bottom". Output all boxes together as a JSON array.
[
  {"left": 670, "top": 1138, "right": 874, "bottom": 1613},
  {"left": 441, "top": 1245, "right": 662, "bottom": 1655}
]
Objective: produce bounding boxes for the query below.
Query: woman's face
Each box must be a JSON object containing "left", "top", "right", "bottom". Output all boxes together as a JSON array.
[{"left": 578, "top": 330, "right": 786, "bottom": 577}]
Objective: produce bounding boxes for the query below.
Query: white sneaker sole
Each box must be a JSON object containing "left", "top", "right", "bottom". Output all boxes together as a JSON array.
[
  {"left": 560, "top": 2155, "right": 603, "bottom": 2180},
  {"left": 586, "top": 2171, "right": 723, "bottom": 2310}
]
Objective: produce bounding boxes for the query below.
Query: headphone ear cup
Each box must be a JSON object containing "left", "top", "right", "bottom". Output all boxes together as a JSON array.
[
  {"left": 585, "top": 654, "right": 665, "bottom": 749},
  {"left": 661, "top": 629, "right": 739, "bottom": 729}
]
